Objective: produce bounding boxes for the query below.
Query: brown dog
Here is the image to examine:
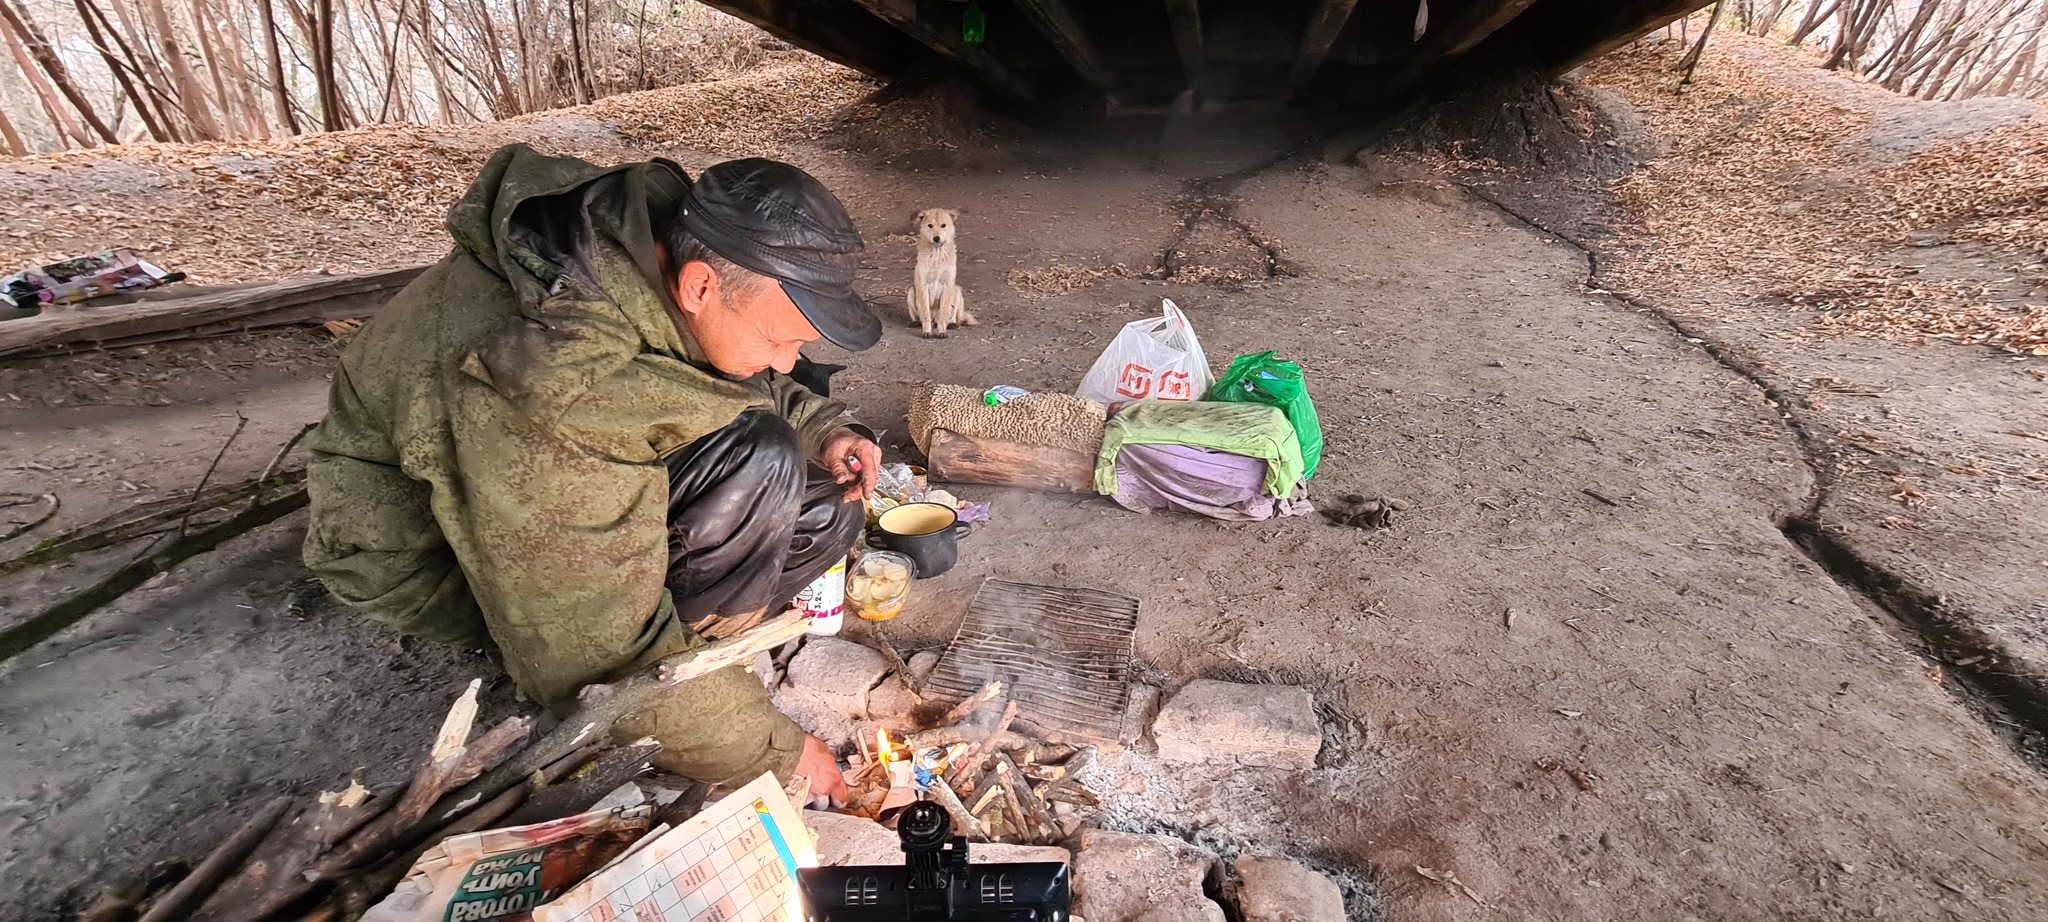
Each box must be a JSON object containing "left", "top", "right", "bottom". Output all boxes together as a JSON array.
[{"left": 907, "top": 208, "right": 973, "bottom": 338}]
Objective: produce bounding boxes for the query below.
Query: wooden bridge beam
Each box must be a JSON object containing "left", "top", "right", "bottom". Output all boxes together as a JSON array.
[
  {"left": 1289, "top": 0, "right": 1362, "bottom": 87},
  {"left": 1012, "top": 0, "right": 1116, "bottom": 92},
  {"left": 1423, "top": 0, "right": 1543, "bottom": 60},
  {"left": 848, "top": 0, "right": 1037, "bottom": 101}
]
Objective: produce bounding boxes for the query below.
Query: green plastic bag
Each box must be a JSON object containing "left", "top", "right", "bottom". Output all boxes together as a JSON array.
[{"left": 1208, "top": 351, "right": 1323, "bottom": 480}]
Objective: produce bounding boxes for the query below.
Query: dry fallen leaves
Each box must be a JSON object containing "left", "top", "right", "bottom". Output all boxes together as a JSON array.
[{"left": 1578, "top": 36, "right": 2048, "bottom": 355}]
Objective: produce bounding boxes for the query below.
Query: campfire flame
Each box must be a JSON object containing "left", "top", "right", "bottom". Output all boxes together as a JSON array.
[{"left": 876, "top": 728, "right": 897, "bottom": 766}]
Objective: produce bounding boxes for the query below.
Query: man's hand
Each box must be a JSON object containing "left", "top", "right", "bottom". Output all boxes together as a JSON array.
[
  {"left": 822, "top": 428, "right": 881, "bottom": 503},
  {"left": 796, "top": 733, "right": 849, "bottom": 807}
]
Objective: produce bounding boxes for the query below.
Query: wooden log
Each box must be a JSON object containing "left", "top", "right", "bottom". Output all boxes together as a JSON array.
[
  {"left": 0, "top": 267, "right": 423, "bottom": 359},
  {"left": 926, "top": 429, "right": 1096, "bottom": 494},
  {"left": 136, "top": 796, "right": 292, "bottom": 922}
]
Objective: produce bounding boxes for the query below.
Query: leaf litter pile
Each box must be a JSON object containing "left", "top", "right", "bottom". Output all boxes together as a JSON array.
[
  {"left": 0, "top": 57, "right": 872, "bottom": 286},
  {"left": 1580, "top": 36, "right": 2048, "bottom": 355}
]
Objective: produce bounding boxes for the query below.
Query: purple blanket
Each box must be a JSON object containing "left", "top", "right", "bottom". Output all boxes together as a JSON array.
[{"left": 1112, "top": 443, "right": 1312, "bottom": 522}]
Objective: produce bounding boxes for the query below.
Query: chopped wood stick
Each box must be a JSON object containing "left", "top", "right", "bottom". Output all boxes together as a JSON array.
[
  {"left": 969, "top": 781, "right": 1005, "bottom": 816},
  {"left": 334, "top": 713, "right": 532, "bottom": 873},
  {"left": 251, "top": 422, "right": 319, "bottom": 508},
  {"left": 504, "top": 741, "right": 661, "bottom": 828},
  {"left": 954, "top": 700, "right": 1018, "bottom": 780},
  {"left": 337, "top": 781, "right": 532, "bottom": 917},
  {"left": 1024, "top": 747, "right": 1096, "bottom": 785},
  {"left": 999, "top": 793, "right": 1030, "bottom": 844},
  {"left": 994, "top": 755, "right": 1056, "bottom": 844},
  {"left": 137, "top": 796, "right": 292, "bottom": 922},
  {"left": 933, "top": 681, "right": 1004, "bottom": 729},
  {"left": 1041, "top": 784, "right": 1101, "bottom": 808},
  {"left": 529, "top": 743, "right": 608, "bottom": 789},
  {"left": 429, "top": 611, "right": 811, "bottom": 825},
  {"left": 922, "top": 780, "right": 986, "bottom": 840},
  {"left": 431, "top": 679, "right": 484, "bottom": 762},
  {"left": 903, "top": 727, "right": 1032, "bottom": 752}
]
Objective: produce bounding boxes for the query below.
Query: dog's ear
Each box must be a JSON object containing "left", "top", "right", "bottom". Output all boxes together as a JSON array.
[{"left": 945, "top": 208, "right": 961, "bottom": 224}]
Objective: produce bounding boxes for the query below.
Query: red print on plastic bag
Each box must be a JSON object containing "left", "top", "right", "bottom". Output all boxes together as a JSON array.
[
  {"left": 1116, "top": 363, "right": 1155, "bottom": 399},
  {"left": 1156, "top": 370, "right": 1194, "bottom": 401}
]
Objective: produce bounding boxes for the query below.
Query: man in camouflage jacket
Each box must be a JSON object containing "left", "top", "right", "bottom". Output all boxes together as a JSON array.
[{"left": 304, "top": 145, "right": 884, "bottom": 799}]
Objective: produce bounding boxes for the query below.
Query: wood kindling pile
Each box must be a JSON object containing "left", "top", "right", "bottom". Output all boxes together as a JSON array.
[
  {"left": 844, "top": 680, "right": 1103, "bottom": 845},
  {"left": 116, "top": 611, "right": 814, "bottom": 921}
]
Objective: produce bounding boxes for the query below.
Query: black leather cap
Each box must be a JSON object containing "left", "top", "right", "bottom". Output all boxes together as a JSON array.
[{"left": 681, "top": 159, "right": 881, "bottom": 351}]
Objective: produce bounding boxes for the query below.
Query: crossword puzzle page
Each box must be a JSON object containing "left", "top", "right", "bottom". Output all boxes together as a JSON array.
[{"left": 535, "top": 773, "right": 815, "bottom": 922}]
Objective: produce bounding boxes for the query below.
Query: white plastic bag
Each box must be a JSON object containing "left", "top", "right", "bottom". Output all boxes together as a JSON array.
[{"left": 1076, "top": 300, "right": 1212, "bottom": 405}]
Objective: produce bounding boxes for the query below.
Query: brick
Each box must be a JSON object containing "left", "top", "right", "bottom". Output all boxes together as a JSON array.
[
  {"left": 1152, "top": 680, "right": 1321, "bottom": 770},
  {"left": 1074, "top": 830, "right": 1225, "bottom": 922},
  {"left": 1234, "top": 857, "right": 1345, "bottom": 922}
]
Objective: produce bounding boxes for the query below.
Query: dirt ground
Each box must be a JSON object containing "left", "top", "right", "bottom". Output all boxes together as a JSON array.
[{"left": 5, "top": 38, "right": 2048, "bottom": 922}]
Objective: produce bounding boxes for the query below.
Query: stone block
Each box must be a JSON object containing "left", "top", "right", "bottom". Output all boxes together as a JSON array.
[
  {"left": 1152, "top": 680, "right": 1321, "bottom": 770},
  {"left": 1233, "top": 856, "right": 1345, "bottom": 922},
  {"left": 804, "top": 810, "right": 902, "bottom": 866},
  {"left": 864, "top": 675, "right": 922, "bottom": 732},
  {"left": 1073, "top": 830, "right": 1225, "bottom": 922},
  {"left": 784, "top": 637, "right": 891, "bottom": 711},
  {"left": 908, "top": 650, "right": 942, "bottom": 683}
]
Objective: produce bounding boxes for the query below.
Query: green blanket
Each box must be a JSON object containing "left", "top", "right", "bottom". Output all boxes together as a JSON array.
[{"left": 1095, "top": 401, "right": 1304, "bottom": 498}]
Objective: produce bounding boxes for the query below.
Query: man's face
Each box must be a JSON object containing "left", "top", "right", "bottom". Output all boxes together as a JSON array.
[{"left": 672, "top": 259, "right": 821, "bottom": 379}]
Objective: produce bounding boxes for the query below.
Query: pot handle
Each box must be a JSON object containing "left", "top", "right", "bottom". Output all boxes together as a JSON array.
[
  {"left": 870, "top": 530, "right": 901, "bottom": 551},
  {"left": 952, "top": 523, "right": 972, "bottom": 540}
]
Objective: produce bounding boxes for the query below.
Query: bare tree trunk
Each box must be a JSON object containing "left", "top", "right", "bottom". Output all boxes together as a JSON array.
[
  {"left": 1791, "top": 0, "right": 1843, "bottom": 44},
  {"left": 187, "top": 0, "right": 248, "bottom": 136},
  {"left": 0, "top": 0, "right": 120, "bottom": 143},
  {"left": 2, "top": 19, "right": 86, "bottom": 147},
  {"left": 1992, "top": 2, "right": 2048, "bottom": 95},
  {"left": 414, "top": 0, "right": 455, "bottom": 121},
  {"left": 213, "top": 0, "right": 273, "bottom": 137},
  {"left": 74, "top": 0, "right": 174, "bottom": 141},
  {"left": 255, "top": 0, "right": 299, "bottom": 132},
  {"left": 139, "top": 0, "right": 223, "bottom": 138},
  {"left": 0, "top": 95, "right": 26, "bottom": 154},
  {"left": 1681, "top": 0, "right": 1727, "bottom": 83}
]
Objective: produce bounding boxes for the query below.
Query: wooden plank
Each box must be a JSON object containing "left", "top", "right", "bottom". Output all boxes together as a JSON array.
[
  {"left": 0, "top": 266, "right": 423, "bottom": 359},
  {"left": 926, "top": 428, "right": 1097, "bottom": 494},
  {"left": 1163, "top": 0, "right": 1206, "bottom": 95},
  {"left": 1011, "top": 0, "right": 1115, "bottom": 91},
  {"left": 847, "top": 0, "right": 1036, "bottom": 101},
  {"left": 1290, "top": 0, "right": 1362, "bottom": 87},
  {"left": 1425, "top": 0, "right": 1543, "bottom": 59}
]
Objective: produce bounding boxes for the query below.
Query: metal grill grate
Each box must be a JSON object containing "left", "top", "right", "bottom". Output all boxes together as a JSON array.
[{"left": 924, "top": 579, "right": 1141, "bottom": 744}]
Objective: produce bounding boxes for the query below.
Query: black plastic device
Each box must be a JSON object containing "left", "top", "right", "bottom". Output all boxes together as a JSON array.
[{"left": 797, "top": 801, "right": 1072, "bottom": 921}]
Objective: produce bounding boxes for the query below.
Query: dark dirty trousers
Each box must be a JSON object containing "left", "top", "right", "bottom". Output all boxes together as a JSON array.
[{"left": 612, "top": 410, "right": 863, "bottom": 779}]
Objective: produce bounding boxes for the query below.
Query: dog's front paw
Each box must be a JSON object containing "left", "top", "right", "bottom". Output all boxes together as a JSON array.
[{"left": 923, "top": 329, "right": 949, "bottom": 339}]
